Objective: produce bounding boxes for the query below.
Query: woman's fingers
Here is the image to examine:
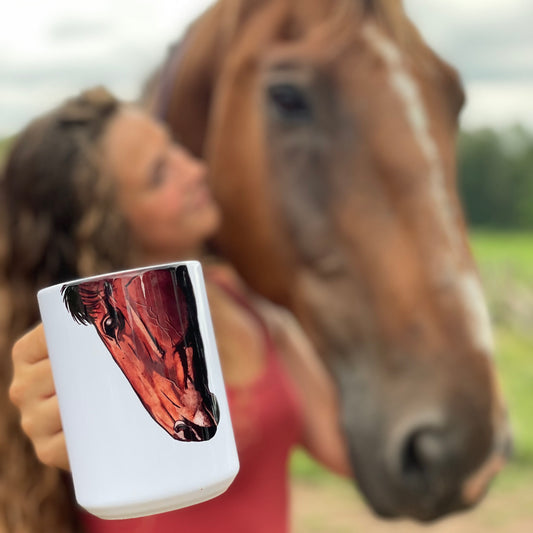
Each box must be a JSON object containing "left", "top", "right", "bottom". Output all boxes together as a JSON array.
[
  {"left": 8, "top": 323, "right": 70, "bottom": 471},
  {"left": 13, "top": 357, "right": 56, "bottom": 403},
  {"left": 12, "top": 323, "right": 48, "bottom": 364},
  {"left": 20, "top": 394, "right": 62, "bottom": 441},
  {"left": 33, "top": 431, "right": 70, "bottom": 472},
  {"left": 9, "top": 324, "right": 51, "bottom": 407}
]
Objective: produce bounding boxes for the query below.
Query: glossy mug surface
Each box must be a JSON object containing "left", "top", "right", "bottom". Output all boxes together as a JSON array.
[{"left": 38, "top": 261, "right": 239, "bottom": 519}]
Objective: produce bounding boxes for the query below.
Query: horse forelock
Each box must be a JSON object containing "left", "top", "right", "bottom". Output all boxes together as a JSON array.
[{"left": 212, "top": 0, "right": 421, "bottom": 54}]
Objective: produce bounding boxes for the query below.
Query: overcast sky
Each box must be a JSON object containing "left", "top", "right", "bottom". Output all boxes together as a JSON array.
[{"left": 1, "top": 0, "right": 531, "bottom": 137}]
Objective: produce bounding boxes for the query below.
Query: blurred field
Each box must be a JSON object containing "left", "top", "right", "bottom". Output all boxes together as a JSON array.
[
  {"left": 291, "top": 230, "right": 533, "bottom": 532},
  {"left": 472, "top": 232, "right": 533, "bottom": 466}
]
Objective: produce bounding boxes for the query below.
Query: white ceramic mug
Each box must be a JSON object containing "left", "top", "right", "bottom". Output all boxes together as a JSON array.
[{"left": 38, "top": 261, "right": 239, "bottom": 519}]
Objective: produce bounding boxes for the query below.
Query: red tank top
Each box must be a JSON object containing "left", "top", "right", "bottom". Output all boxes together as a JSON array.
[{"left": 81, "top": 281, "right": 303, "bottom": 533}]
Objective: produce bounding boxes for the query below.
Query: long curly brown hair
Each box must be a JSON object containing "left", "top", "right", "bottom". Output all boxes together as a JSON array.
[{"left": 0, "top": 87, "right": 135, "bottom": 532}]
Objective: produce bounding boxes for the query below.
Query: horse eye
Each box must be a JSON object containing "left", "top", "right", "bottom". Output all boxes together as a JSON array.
[
  {"left": 267, "top": 83, "right": 312, "bottom": 121},
  {"left": 101, "top": 309, "right": 125, "bottom": 340},
  {"left": 102, "top": 316, "right": 117, "bottom": 339}
]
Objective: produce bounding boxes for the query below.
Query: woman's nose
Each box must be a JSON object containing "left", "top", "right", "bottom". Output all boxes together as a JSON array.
[
  {"left": 176, "top": 149, "right": 207, "bottom": 184},
  {"left": 188, "top": 156, "right": 208, "bottom": 183}
]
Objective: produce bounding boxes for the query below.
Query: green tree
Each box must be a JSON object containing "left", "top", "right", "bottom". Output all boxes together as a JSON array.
[{"left": 458, "top": 126, "right": 533, "bottom": 230}]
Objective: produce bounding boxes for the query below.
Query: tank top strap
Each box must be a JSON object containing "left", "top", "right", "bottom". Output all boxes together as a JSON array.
[{"left": 206, "top": 273, "right": 277, "bottom": 357}]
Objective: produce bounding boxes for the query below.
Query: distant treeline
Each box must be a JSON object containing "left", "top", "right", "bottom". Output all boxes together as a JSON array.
[{"left": 458, "top": 125, "right": 533, "bottom": 230}]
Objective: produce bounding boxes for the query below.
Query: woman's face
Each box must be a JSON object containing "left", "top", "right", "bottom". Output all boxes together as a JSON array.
[{"left": 103, "top": 107, "right": 220, "bottom": 260}]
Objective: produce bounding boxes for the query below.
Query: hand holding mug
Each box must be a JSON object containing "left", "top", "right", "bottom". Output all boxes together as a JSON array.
[
  {"left": 34, "top": 261, "right": 239, "bottom": 519},
  {"left": 10, "top": 324, "right": 69, "bottom": 471}
]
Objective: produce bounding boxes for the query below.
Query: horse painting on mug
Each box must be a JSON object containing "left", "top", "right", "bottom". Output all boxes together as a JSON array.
[
  {"left": 143, "top": 0, "right": 512, "bottom": 521},
  {"left": 62, "top": 266, "right": 220, "bottom": 442}
]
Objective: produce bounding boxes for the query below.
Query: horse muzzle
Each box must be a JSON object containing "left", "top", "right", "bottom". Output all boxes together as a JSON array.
[
  {"left": 381, "top": 413, "right": 512, "bottom": 521},
  {"left": 345, "top": 399, "right": 513, "bottom": 522},
  {"left": 172, "top": 393, "right": 220, "bottom": 442}
]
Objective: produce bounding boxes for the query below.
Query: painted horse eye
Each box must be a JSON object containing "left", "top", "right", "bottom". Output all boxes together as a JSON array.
[
  {"left": 267, "top": 83, "right": 312, "bottom": 121},
  {"left": 102, "top": 316, "right": 117, "bottom": 339},
  {"left": 101, "top": 309, "right": 125, "bottom": 340}
]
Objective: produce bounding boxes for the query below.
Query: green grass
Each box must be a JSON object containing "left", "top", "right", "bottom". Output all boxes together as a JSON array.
[
  {"left": 494, "top": 327, "right": 533, "bottom": 465},
  {"left": 291, "top": 449, "right": 334, "bottom": 482},
  {"left": 470, "top": 230, "right": 533, "bottom": 282},
  {"left": 470, "top": 230, "right": 533, "bottom": 470}
]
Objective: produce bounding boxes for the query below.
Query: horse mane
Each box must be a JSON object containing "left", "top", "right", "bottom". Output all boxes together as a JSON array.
[
  {"left": 366, "top": 0, "right": 420, "bottom": 46},
  {"left": 213, "top": 0, "right": 422, "bottom": 49}
]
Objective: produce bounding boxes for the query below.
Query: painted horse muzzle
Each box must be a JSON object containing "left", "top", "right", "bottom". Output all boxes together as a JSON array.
[{"left": 62, "top": 266, "right": 219, "bottom": 442}]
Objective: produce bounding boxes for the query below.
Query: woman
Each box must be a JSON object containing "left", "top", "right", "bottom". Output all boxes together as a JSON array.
[{"left": 2, "top": 87, "right": 350, "bottom": 533}]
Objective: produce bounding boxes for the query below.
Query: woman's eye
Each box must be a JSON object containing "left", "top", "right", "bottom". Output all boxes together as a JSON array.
[{"left": 149, "top": 157, "right": 167, "bottom": 188}]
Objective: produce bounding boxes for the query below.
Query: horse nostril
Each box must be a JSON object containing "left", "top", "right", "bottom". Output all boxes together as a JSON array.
[
  {"left": 400, "top": 427, "right": 449, "bottom": 490},
  {"left": 174, "top": 422, "right": 199, "bottom": 442},
  {"left": 197, "top": 423, "right": 217, "bottom": 441},
  {"left": 173, "top": 419, "right": 218, "bottom": 442}
]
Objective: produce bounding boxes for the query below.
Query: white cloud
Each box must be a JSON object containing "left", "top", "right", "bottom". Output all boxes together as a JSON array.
[
  {"left": 0, "top": 0, "right": 215, "bottom": 135},
  {"left": 405, "top": 0, "right": 533, "bottom": 131},
  {"left": 461, "top": 81, "right": 533, "bottom": 130}
]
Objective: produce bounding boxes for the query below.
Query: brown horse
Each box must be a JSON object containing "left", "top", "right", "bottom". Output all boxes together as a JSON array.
[{"left": 143, "top": 0, "right": 511, "bottom": 522}]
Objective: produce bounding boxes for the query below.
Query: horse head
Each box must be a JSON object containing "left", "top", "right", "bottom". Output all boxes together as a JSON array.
[
  {"left": 150, "top": 0, "right": 511, "bottom": 520},
  {"left": 62, "top": 266, "right": 219, "bottom": 442}
]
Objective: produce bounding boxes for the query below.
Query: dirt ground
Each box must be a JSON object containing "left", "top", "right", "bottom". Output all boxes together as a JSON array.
[{"left": 291, "top": 477, "right": 533, "bottom": 533}]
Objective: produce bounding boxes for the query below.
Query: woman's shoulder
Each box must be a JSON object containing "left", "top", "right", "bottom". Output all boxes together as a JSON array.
[
  {"left": 203, "top": 261, "right": 246, "bottom": 294},
  {"left": 203, "top": 261, "right": 267, "bottom": 311},
  {"left": 202, "top": 260, "right": 295, "bottom": 343}
]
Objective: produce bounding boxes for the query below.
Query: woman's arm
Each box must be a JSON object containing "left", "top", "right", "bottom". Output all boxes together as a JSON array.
[
  {"left": 260, "top": 304, "right": 353, "bottom": 478},
  {"left": 9, "top": 324, "right": 70, "bottom": 471}
]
